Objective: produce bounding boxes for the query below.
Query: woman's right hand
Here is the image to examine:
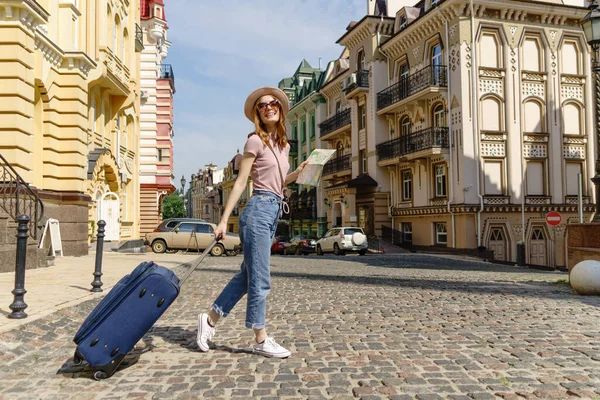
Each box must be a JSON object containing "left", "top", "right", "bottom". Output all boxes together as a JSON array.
[{"left": 214, "top": 222, "right": 227, "bottom": 241}]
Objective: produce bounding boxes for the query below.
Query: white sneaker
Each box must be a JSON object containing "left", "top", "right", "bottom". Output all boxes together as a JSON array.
[
  {"left": 253, "top": 337, "right": 291, "bottom": 358},
  {"left": 196, "top": 313, "right": 215, "bottom": 352}
]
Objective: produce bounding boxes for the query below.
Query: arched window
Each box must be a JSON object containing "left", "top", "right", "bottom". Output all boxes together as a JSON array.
[
  {"left": 524, "top": 100, "right": 544, "bottom": 133},
  {"left": 106, "top": 5, "right": 112, "bottom": 49},
  {"left": 122, "top": 28, "right": 128, "bottom": 62},
  {"left": 432, "top": 104, "right": 445, "bottom": 127},
  {"left": 114, "top": 15, "right": 120, "bottom": 55},
  {"left": 431, "top": 44, "right": 442, "bottom": 66},
  {"left": 481, "top": 97, "right": 502, "bottom": 131},
  {"left": 357, "top": 49, "right": 365, "bottom": 71},
  {"left": 563, "top": 102, "right": 582, "bottom": 136},
  {"left": 398, "top": 62, "right": 409, "bottom": 81},
  {"left": 400, "top": 116, "right": 411, "bottom": 136}
]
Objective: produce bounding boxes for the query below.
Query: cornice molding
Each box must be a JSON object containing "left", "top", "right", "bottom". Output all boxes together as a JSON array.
[
  {"left": 0, "top": 1, "right": 49, "bottom": 33},
  {"left": 382, "top": 0, "right": 587, "bottom": 59},
  {"left": 34, "top": 30, "right": 63, "bottom": 68}
]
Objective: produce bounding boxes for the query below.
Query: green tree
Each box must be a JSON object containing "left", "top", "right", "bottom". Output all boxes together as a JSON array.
[{"left": 162, "top": 193, "right": 184, "bottom": 219}]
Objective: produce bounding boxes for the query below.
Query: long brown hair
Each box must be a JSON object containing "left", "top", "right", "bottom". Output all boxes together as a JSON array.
[{"left": 250, "top": 98, "right": 288, "bottom": 148}]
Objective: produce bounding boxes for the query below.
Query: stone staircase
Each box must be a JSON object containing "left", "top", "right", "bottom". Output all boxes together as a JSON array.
[{"left": 0, "top": 210, "right": 48, "bottom": 273}]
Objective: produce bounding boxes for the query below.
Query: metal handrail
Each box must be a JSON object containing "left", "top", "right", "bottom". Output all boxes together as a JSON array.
[
  {"left": 0, "top": 153, "right": 44, "bottom": 239},
  {"left": 323, "top": 154, "right": 351, "bottom": 176},
  {"left": 381, "top": 225, "right": 413, "bottom": 251},
  {"left": 319, "top": 108, "right": 351, "bottom": 137},
  {"left": 377, "top": 127, "right": 449, "bottom": 161},
  {"left": 159, "top": 64, "right": 175, "bottom": 90},
  {"left": 377, "top": 65, "right": 447, "bottom": 111}
]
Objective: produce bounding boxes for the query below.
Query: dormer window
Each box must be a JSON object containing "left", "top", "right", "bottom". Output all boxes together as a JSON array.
[
  {"left": 431, "top": 0, "right": 440, "bottom": 7},
  {"left": 399, "top": 15, "right": 407, "bottom": 30}
]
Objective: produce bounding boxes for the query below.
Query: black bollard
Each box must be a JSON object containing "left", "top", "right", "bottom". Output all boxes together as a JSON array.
[
  {"left": 91, "top": 220, "right": 106, "bottom": 292},
  {"left": 8, "top": 215, "right": 30, "bottom": 319}
]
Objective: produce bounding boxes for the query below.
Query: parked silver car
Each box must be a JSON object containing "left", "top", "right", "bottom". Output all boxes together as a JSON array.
[
  {"left": 316, "top": 227, "right": 368, "bottom": 256},
  {"left": 144, "top": 221, "right": 241, "bottom": 256}
]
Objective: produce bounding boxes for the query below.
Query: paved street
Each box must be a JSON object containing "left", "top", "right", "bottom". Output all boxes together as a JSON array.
[{"left": 1, "top": 252, "right": 599, "bottom": 399}]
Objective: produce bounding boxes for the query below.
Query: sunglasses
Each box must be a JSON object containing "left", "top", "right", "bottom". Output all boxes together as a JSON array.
[{"left": 257, "top": 99, "right": 280, "bottom": 111}]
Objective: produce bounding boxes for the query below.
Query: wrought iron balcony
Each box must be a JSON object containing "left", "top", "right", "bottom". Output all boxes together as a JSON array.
[
  {"left": 344, "top": 70, "right": 369, "bottom": 94},
  {"left": 288, "top": 139, "right": 298, "bottom": 155},
  {"left": 135, "top": 23, "right": 144, "bottom": 52},
  {"left": 377, "top": 127, "right": 449, "bottom": 161},
  {"left": 319, "top": 108, "right": 351, "bottom": 137},
  {"left": 323, "top": 154, "right": 351, "bottom": 176},
  {"left": 159, "top": 64, "right": 175, "bottom": 89},
  {"left": 377, "top": 65, "right": 447, "bottom": 111}
]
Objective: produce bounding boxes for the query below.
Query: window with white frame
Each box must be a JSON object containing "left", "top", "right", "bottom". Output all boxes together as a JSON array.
[
  {"left": 399, "top": 63, "right": 409, "bottom": 81},
  {"left": 357, "top": 49, "right": 365, "bottom": 71},
  {"left": 402, "top": 170, "right": 412, "bottom": 200},
  {"left": 399, "top": 15, "right": 407, "bottom": 30},
  {"left": 359, "top": 105, "right": 366, "bottom": 130},
  {"left": 435, "top": 164, "right": 447, "bottom": 197},
  {"left": 435, "top": 222, "right": 447, "bottom": 244},
  {"left": 400, "top": 116, "right": 411, "bottom": 136},
  {"left": 359, "top": 150, "right": 367, "bottom": 174}
]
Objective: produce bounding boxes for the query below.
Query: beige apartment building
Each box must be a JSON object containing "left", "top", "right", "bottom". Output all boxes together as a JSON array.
[
  {"left": 0, "top": 0, "right": 143, "bottom": 255},
  {"left": 138, "top": 0, "right": 176, "bottom": 235},
  {"left": 316, "top": 0, "right": 595, "bottom": 268}
]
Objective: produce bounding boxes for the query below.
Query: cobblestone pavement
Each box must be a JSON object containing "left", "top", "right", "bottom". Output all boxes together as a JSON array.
[{"left": 1, "top": 253, "right": 600, "bottom": 400}]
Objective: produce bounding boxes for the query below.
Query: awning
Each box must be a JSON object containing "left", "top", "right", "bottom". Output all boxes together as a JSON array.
[{"left": 325, "top": 173, "right": 378, "bottom": 190}]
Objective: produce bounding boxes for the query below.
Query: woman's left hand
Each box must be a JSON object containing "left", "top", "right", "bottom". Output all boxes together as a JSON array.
[{"left": 294, "top": 160, "right": 309, "bottom": 175}]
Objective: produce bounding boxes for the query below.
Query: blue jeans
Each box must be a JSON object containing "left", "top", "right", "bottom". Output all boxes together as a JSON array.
[{"left": 212, "top": 190, "right": 281, "bottom": 329}]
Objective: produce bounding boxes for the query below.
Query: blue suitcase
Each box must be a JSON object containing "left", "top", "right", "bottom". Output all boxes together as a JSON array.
[{"left": 72, "top": 240, "right": 219, "bottom": 380}]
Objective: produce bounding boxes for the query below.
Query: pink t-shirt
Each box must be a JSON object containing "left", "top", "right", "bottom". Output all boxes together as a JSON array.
[{"left": 244, "top": 134, "right": 290, "bottom": 198}]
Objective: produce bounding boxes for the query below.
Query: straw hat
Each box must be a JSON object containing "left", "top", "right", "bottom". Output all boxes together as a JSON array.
[{"left": 244, "top": 86, "right": 290, "bottom": 122}]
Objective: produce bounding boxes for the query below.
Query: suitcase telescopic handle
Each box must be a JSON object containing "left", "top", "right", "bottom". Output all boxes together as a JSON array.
[{"left": 178, "top": 234, "right": 223, "bottom": 287}]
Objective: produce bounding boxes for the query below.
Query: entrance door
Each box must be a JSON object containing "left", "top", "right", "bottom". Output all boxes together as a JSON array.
[
  {"left": 529, "top": 227, "right": 547, "bottom": 266},
  {"left": 101, "top": 192, "right": 120, "bottom": 241},
  {"left": 488, "top": 228, "right": 506, "bottom": 261}
]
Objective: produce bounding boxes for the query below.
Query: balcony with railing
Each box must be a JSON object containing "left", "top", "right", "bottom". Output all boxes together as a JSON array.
[
  {"left": 159, "top": 64, "right": 175, "bottom": 90},
  {"left": 377, "top": 65, "right": 447, "bottom": 113},
  {"left": 322, "top": 154, "right": 352, "bottom": 177},
  {"left": 344, "top": 70, "right": 369, "bottom": 98},
  {"left": 377, "top": 127, "right": 449, "bottom": 163},
  {"left": 288, "top": 139, "right": 298, "bottom": 155},
  {"left": 319, "top": 108, "right": 351, "bottom": 138},
  {"left": 135, "top": 23, "right": 144, "bottom": 52}
]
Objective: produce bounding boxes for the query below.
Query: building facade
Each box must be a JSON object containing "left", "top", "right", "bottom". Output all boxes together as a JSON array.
[
  {"left": 316, "top": 0, "right": 595, "bottom": 268},
  {"left": 191, "top": 164, "right": 223, "bottom": 223},
  {"left": 139, "top": 0, "right": 176, "bottom": 235},
  {"left": 0, "top": 0, "right": 143, "bottom": 255}
]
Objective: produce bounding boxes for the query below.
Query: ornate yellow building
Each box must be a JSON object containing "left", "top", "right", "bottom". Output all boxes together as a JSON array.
[{"left": 0, "top": 0, "right": 143, "bottom": 255}]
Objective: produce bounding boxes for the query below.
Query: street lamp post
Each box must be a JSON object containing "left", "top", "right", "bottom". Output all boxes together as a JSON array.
[{"left": 581, "top": 0, "right": 600, "bottom": 222}]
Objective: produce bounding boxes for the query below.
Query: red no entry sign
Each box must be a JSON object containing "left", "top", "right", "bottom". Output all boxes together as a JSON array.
[{"left": 545, "top": 211, "right": 562, "bottom": 226}]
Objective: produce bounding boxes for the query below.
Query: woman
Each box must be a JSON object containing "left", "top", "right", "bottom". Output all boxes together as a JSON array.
[{"left": 197, "top": 87, "right": 308, "bottom": 358}]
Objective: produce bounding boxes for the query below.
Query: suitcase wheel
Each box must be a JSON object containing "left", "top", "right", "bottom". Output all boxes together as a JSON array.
[
  {"left": 73, "top": 349, "right": 85, "bottom": 366},
  {"left": 93, "top": 371, "right": 109, "bottom": 381}
]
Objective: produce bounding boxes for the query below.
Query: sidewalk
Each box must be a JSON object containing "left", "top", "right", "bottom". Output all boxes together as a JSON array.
[{"left": 0, "top": 251, "right": 200, "bottom": 334}]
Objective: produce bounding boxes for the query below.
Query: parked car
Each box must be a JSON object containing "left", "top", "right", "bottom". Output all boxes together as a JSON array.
[
  {"left": 144, "top": 221, "right": 240, "bottom": 256},
  {"left": 283, "top": 235, "right": 317, "bottom": 255},
  {"left": 316, "top": 227, "right": 368, "bottom": 256},
  {"left": 153, "top": 218, "right": 207, "bottom": 232},
  {"left": 271, "top": 237, "right": 286, "bottom": 255}
]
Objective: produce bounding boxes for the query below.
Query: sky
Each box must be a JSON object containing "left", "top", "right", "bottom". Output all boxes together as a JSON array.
[{"left": 165, "top": 0, "right": 365, "bottom": 191}]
